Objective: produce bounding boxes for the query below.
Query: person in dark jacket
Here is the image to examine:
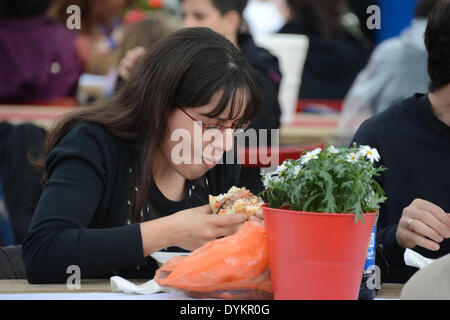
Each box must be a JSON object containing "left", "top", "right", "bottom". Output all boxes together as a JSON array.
[
  {"left": 0, "top": 123, "right": 46, "bottom": 244},
  {"left": 118, "top": 0, "right": 282, "bottom": 194},
  {"left": 21, "top": 28, "right": 264, "bottom": 283},
  {"left": 279, "top": 0, "right": 370, "bottom": 100},
  {"left": 352, "top": 1, "right": 450, "bottom": 284}
]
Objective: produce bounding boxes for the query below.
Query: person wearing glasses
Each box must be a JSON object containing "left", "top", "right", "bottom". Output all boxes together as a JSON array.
[
  {"left": 118, "top": 0, "right": 282, "bottom": 194},
  {"left": 20, "top": 28, "right": 263, "bottom": 283}
]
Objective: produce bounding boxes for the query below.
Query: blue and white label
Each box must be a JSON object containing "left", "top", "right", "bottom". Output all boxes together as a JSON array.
[{"left": 364, "top": 223, "right": 377, "bottom": 272}]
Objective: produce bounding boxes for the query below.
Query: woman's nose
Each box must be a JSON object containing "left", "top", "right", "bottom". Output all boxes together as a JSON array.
[{"left": 218, "top": 128, "right": 234, "bottom": 153}]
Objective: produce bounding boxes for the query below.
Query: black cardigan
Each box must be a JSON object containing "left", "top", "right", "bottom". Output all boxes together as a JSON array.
[{"left": 22, "top": 122, "right": 241, "bottom": 283}]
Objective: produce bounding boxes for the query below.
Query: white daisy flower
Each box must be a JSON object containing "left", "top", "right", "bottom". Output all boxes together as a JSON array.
[
  {"left": 346, "top": 152, "right": 359, "bottom": 163},
  {"left": 275, "top": 163, "right": 288, "bottom": 174},
  {"left": 262, "top": 173, "right": 271, "bottom": 189},
  {"left": 328, "top": 145, "right": 340, "bottom": 154},
  {"left": 291, "top": 165, "right": 303, "bottom": 177},
  {"left": 300, "top": 148, "right": 322, "bottom": 165},
  {"left": 262, "top": 162, "right": 289, "bottom": 188},
  {"left": 358, "top": 146, "right": 380, "bottom": 163}
]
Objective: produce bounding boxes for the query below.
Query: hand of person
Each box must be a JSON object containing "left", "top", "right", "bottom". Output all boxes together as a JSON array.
[
  {"left": 168, "top": 204, "right": 248, "bottom": 251},
  {"left": 396, "top": 199, "right": 450, "bottom": 251},
  {"left": 249, "top": 209, "right": 264, "bottom": 225},
  {"left": 117, "top": 46, "right": 146, "bottom": 80}
]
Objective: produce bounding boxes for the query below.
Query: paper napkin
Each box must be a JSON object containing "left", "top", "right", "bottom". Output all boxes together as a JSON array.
[
  {"left": 110, "top": 276, "right": 176, "bottom": 295},
  {"left": 404, "top": 248, "right": 436, "bottom": 269}
]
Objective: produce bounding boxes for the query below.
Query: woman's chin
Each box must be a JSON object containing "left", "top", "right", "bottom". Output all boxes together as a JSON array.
[{"left": 202, "top": 157, "right": 217, "bottom": 169}]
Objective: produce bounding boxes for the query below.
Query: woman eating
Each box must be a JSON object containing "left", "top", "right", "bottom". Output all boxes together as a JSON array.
[{"left": 22, "top": 27, "right": 263, "bottom": 283}]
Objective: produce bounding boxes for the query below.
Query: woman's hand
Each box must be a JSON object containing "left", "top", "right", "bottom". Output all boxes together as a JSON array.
[
  {"left": 166, "top": 204, "right": 248, "bottom": 251},
  {"left": 396, "top": 199, "right": 450, "bottom": 251},
  {"left": 249, "top": 209, "right": 264, "bottom": 225},
  {"left": 118, "top": 46, "right": 146, "bottom": 80}
]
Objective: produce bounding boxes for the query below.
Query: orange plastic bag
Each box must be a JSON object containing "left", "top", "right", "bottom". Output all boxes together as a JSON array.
[{"left": 154, "top": 221, "right": 273, "bottom": 300}]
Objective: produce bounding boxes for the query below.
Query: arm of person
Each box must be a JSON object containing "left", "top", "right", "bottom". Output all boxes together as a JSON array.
[
  {"left": 114, "top": 46, "right": 146, "bottom": 92},
  {"left": 22, "top": 123, "right": 248, "bottom": 283},
  {"left": 22, "top": 124, "right": 146, "bottom": 284},
  {"left": 140, "top": 205, "right": 248, "bottom": 256},
  {"left": 117, "top": 46, "right": 146, "bottom": 81}
]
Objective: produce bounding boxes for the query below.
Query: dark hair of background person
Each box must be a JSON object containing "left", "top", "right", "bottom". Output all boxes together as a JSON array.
[
  {"left": 209, "top": 0, "right": 248, "bottom": 16},
  {"left": 415, "top": 0, "right": 440, "bottom": 18},
  {"left": 32, "top": 27, "right": 262, "bottom": 223},
  {"left": 179, "top": 0, "right": 248, "bottom": 16},
  {"left": 424, "top": 0, "right": 450, "bottom": 92},
  {"left": 48, "top": 0, "right": 134, "bottom": 34},
  {"left": 0, "top": 0, "right": 52, "bottom": 17},
  {"left": 48, "top": 0, "right": 95, "bottom": 33},
  {"left": 287, "top": 0, "right": 345, "bottom": 37}
]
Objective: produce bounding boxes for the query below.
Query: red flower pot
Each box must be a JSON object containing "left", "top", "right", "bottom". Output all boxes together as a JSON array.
[{"left": 263, "top": 205, "right": 376, "bottom": 300}]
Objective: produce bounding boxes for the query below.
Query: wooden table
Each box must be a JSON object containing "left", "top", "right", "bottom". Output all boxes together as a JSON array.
[
  {"left": 0, "top": 279, "right": 143, "bottom": 294},
  {"left": 1, "top": 105, "right": 339, "bottom": 145},
  {"left": 0, "top": 279, "right": 402, "bottom": 299},
  {"left": 376, "top": 283, "right": 404, "bottom": 300},
  {"left": 0, "top": 105, "right": 76, "bottom": 130},
  {"left": 279, "top": 113, "right": 340, "bottom": 145}
]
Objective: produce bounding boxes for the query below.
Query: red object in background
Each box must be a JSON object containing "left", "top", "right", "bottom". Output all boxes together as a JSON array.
[
  {"left": 147, "top": 0, "right": 164, "bottom": 9},
  {"left": 0, "top": 97, "right": 78, "bottom": 107},
  {"left": 123, "top": 9, "right": 147, "bottom": 24},
  {"left": 296, "top": 99, "right": 343, "bottom": 113},
  {"left": 239, "top": 141, "right": 326, "bottom": 168}
]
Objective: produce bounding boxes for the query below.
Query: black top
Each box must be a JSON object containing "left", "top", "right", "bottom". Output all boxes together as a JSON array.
[
  {"left": 353, "top": 94, "right": 450, "bottom": 283},
  {"left": 22, "top": 122, "right": 241, "bottom": 283},
  {"left": 279, "top": 21, "right": 370, "bottom": 100}
]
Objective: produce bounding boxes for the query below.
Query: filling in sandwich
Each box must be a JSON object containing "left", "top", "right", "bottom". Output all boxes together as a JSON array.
[{"left": 210, "top": 186, "right": 264, "bottom": 217}]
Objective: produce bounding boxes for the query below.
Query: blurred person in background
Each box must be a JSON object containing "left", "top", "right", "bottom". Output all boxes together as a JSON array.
[
  {"left": 50, "top": 0, "right": 134, "bottom": 75},
  {"left": 352, "top": 0, "right": 450, "bottom": 284},
  {"left": 279, "top": 0, "right": 370, "bottom": 101},
  {"left": 104, "top": 15, "right": 175, "bottom": 96},
  {"left": 0, "top": 0, "right": 84, "bottom": 103},
  {"left": 118, "top": 0, "right": 282, "bottom": 194},
  {"left": 338, "top": 0, "right": 439, "bottom": 146}
]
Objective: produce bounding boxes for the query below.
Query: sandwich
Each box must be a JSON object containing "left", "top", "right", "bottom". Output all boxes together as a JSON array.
[{"left": 209, "top": 186, "right": 264, "bottom": 217}]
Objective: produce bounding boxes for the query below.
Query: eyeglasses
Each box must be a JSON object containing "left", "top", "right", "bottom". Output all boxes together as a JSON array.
[{"left": 179, "top": 107, "right": 249, "bottom": 133}]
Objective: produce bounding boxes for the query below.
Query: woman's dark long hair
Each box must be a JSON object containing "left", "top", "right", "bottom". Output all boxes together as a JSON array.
[
  {"left": 36, "top": 27, "right": 262, "bottom": 223},
  {"left": 287, "top": 0, "right": 345, "bottom": 37}
]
